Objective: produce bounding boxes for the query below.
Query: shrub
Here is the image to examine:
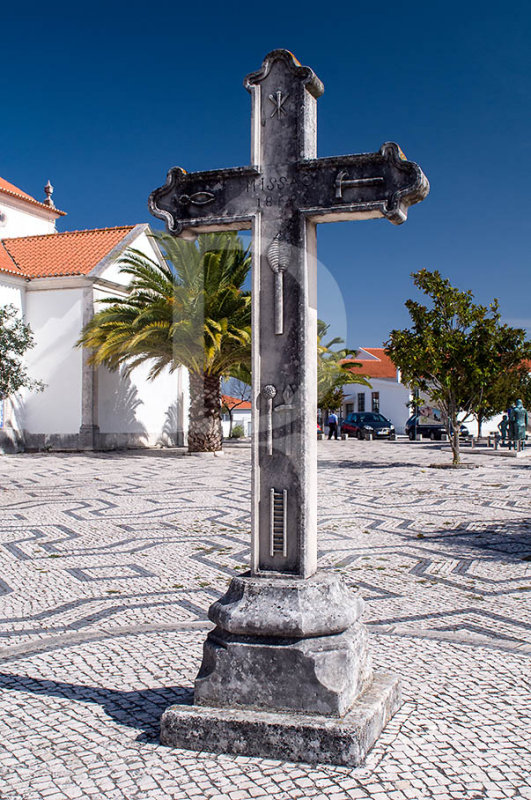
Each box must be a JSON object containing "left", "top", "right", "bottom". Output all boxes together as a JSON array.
[{"left": 230, "top": 424, "right": 245, "bottom": 439}]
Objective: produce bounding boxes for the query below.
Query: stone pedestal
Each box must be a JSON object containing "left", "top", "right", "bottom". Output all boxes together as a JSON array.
[{"left": 160, "top": 573, "right": 402, "bottom": 766}]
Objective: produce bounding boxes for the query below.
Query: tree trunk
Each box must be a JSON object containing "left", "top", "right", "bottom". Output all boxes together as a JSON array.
[
  {"left": 477, "top": 414, "right": 483, "bottom": 438},
  {"left": 450, "top": 409, "right": 461, "bottom": 466},
  {"left": 187, "top": 371, "right": 223, "bottom": 452}
]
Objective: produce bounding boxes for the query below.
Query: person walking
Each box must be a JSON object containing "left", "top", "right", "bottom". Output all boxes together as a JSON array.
[{"left": 328, "top": 411, "right": 339, "bottom": 440}]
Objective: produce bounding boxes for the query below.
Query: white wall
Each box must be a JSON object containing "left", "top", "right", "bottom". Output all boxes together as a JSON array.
[
  {"left": 0, "top": 278, "right": 26, "bottom": 442},
  {"left": 0, "top": 277, "right": 25, "bottom": 315},
  {"left": 342, "top": 379, "right": 412, "bottom": 433},
  {"left": 97, "top": 230, "right": 155, "bottom": 285},
  {"left": 97, "top": 363, "right": 186, "bottom": 447},
  {"left": 0, "top": 196, "right": 58, "bottom": 238},
  {"left": 94, "top": 234, "right": 189, "bottom": 447},
  {"left": 23, "top": 288, "right": 83, "bottom": 433}
]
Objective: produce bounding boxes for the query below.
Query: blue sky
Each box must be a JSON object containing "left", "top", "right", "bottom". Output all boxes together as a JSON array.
[{"left": 3, "top": 1, "right": 530, "bottom": 347}]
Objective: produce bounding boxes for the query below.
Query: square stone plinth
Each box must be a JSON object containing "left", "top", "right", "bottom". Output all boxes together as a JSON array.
[{"left": 160, "top": 672, "right": 401, "bottom": 767}]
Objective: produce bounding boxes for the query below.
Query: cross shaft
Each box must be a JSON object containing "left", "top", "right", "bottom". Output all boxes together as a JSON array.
[{"left": 150, "top": 49, "right": 429, "bottom": 577}]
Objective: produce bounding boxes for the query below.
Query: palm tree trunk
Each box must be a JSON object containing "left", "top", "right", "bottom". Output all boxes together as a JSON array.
[{"left": 188, "top": 371, "right": 223, "bottom": 452}]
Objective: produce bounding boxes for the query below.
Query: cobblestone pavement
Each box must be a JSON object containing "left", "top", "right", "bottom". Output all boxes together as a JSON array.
[{"left": 0, "top": 440, "right": 529, "bottom": 800}]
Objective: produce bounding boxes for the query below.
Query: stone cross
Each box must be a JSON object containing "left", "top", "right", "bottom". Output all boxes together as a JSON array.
[{"left": 150, "top": 49, "right": 428, "bottom": 579}]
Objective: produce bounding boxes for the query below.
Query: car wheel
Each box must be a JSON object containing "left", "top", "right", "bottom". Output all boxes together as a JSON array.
[
  {"left": 356, "top": 430, "right": 362, "bottom": 440},
  {"left": 430, "top": 431, "right": 436, "bottom": 440},
  {"left": 408, "top": 430, "right": 415, "bottom": 440}
]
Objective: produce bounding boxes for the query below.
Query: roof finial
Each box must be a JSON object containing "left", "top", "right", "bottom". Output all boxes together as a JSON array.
[{"left": 43, "top": 180, "right": 55, "bottom": 207}]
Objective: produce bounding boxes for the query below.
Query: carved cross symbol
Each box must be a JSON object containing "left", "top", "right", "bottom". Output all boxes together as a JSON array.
[
  {"left": 149, "top": 50, "right": 429, "bottom": 578},
  {"left": 269, "top": 89, "right": 288, "bottom": 118}
]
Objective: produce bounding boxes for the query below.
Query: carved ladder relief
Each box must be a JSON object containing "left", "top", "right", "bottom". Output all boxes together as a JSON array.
[{"left": 270, "top": 488, "right": 287, "bottom": 557}]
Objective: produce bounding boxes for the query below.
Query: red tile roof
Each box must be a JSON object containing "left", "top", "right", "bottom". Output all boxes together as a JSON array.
[
  {"left": 0, "top": 242, "right": 19, "bottom": 276},
  {"left": 343, "top": 348, "right": 398, "bottom": 380},
  {"left": 0, "top": 177, "right": 66, "bottom": 216},
  {"left": 0, "top": 226, "right": 136, "bottom": 279},
  {"left": 222, "top": 394, "right": 251, "bottom": 410}
]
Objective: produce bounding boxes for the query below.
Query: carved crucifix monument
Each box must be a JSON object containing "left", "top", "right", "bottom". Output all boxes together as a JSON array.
[{"left": 150, "top": 50, "right": 428, "bottom": 766}]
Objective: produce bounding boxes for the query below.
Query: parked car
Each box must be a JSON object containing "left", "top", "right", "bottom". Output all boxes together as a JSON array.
[
  {"left": 405, "top": 415, "right": 470, "bottom": 441},
  {"left": 341, "top": 412, "right": 396, "bottom": 440}
]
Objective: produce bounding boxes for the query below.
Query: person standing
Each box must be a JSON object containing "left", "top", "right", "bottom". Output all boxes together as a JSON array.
[{"left": 328, "top": 411, "right": 338, "bottom": 440}]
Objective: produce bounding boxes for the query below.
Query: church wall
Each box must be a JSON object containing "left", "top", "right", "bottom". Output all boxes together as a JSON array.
[
  {"left": 0, "top": 196, "right": 57, "bottom": 238},
  {"left": 0, "top": 278, "right": 25, "bottom": 315},
  {"left": 96, "top": 363, "right": 187, "bottom": 448},
  {"left": 96, "top": 230, "right": 156, "bottom": 285},
  {"left": 92, "top": 232, "right": 189, "bottom": 449},
  {"left": 0, "top": 277, "right": 26, "bottom": 452},
  {"left": 22, "top": 288, "right": 83, "bottom": 437}
]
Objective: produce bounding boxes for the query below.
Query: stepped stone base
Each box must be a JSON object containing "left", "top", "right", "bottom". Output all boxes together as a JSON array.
[
  {"left": 161, "top": 672, "right": 401, "bottom": 767},
  {"left": 195, "top": 622, "right": 372, "bottom": 716},
  {"left": 160, "top": 574, "right": 402, "bottom": 765}
]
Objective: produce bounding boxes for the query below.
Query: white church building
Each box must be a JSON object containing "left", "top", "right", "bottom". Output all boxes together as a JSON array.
[{"left": 0, "top": 176, "right": 188, "bottom": 453}]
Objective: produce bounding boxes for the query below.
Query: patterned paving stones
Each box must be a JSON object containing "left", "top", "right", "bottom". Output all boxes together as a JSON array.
[{"left": 0, "top": 439, "right": 529, "bottom": 799}]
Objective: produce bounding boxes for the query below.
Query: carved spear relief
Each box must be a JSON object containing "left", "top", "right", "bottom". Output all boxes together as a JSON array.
[{"left": 266, "top": 234, "right": 290, "bottom": 335}]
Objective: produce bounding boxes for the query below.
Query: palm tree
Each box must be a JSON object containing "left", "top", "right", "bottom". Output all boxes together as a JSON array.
[
  {"left": 317, "top": 320, "right": 371, "bottom": 414},
  {"left": 79, "top": 231, "right": 251, "bottom": 452}
]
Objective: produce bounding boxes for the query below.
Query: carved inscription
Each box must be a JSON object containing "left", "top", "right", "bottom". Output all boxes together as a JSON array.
[
  {"left": 244, "top": 173, "right": 313, "bottom": 210},
  {"left": 270, "top": 488, "right": 287, "bottom": 557}
]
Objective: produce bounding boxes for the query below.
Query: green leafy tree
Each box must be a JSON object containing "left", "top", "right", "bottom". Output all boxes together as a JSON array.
[
  {"left": 317, "top": 320, "right": 370, "bottom": 414},
  {"left": 0, "top": 304, "right": 44, "bottom": 399},
  {"left": 78, "top": 232, "right": 251, "bottom": 453},
  {"left": 385, "top": 269, "right": 531, "bottom": 465}
]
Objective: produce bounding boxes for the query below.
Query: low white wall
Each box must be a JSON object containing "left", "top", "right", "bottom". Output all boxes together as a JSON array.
[{"left": 222, "top": 409, "right": 252, "bottom": 438}]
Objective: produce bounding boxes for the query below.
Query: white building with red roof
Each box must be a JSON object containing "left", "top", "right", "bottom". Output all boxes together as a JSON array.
[
  {"left": 341, "top": 347, "right": 412, "bottom": 433},
  {"left": 0, "top": 178, "right": 188, "bottom": 452},
  {"left": 221, "top": 394, "right": 252, "bottom": 438}
]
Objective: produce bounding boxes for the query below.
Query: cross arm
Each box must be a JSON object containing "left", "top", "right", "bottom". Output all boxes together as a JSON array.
[
  {"left": 149, "top": 165, "right": 260, "bottom": 238},
  {"left": 297, "top": 142, "right": 429, "bottom": 225}
]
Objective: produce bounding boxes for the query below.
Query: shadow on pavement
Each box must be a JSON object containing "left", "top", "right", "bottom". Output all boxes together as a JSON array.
[
  {"left": 319, "top": 460, "right": 423, "bottom": 470},
  {"left": 0, "top": 672, "right": 192, "bottom": 742},
  {"left": 426, "top": 518, "right": 531, "bottom": 561}
]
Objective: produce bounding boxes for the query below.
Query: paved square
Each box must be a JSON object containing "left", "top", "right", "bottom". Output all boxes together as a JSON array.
[{"left": 0, "top": 440, "right": 529, "bottom": 799}]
